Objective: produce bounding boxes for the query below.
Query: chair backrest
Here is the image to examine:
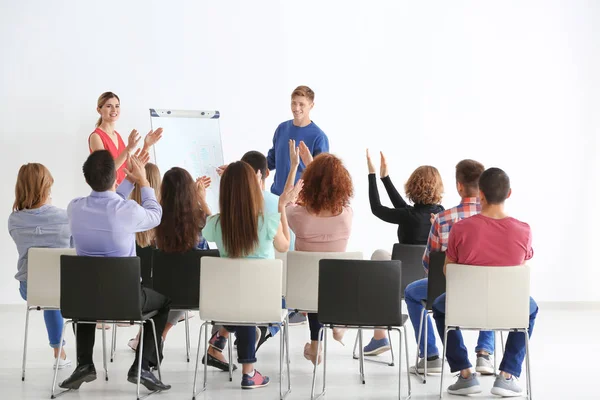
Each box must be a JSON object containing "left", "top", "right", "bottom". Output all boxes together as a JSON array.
[
  {"left": 152, "top": 248, "right": 219, "bottom": 309},
  {"left": 199, "top": 257, "right": 283, "bottom": 324},
  {"left": 60, "top": 255, "right": 143, "bottom": 321},
  {"left": 318, "top": 259, "right": 404, "bottom": 327},
  {"left": 391, "top": 243, "right": 427, "bottom": 298},
  {"left": 136, "top": 245, "right": 154, "bottom": 288},
  {"left": 446, "top": 263, "right": 531, "bottom": 330},
  {"left": 286, "top": 251, "right": 363, "bottom": 312},
  {"left": 425, "top": 251, "right": 446, "bottom": 308},
  {"left": 275, "top": 250, "right": 287, "bottom": 296},
  {"left": 27, "top": 248, "right": 77, "bottom": 308}
]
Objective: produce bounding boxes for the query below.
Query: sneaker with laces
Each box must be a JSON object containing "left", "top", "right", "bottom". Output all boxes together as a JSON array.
[
  {"left": 409, "top": 356, "right": 442, "bottom": 374},
  {"left": 209, "top": 331, "right": 227, "bottom": 352},
  {"left": 241, "top": 370, "right": 270, "bottom": 389},
  {"left": 491, "top": 375, "right": 523, "bottom": 397},
  {"left": 53, "top": 357, "right": 72, "bottom": 370},
  {"left": 476, "top": 353, "right": 495, "bottom": 375},
  {"left": 288, "top": 312, "right": 307, "bottom": 325},
  {"left": 363, "top": 337, "right": 391, "bottom": 356},
  {"left": 447, "top": 372, "right": 482, "bottom": 395}
]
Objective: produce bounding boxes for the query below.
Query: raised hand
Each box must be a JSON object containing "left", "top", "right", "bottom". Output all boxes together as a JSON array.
[
  {"left": 196, "top": 176, "right": 211, "bottom": 199},
  {"left": 280, "top": 179, "right": 304, "bottom": 206},
  {"left": 126, "top": 129, "right": 142, "bottom": 152},
  {"left": 299, "top": 141, "right": 313, "bottom": 166},
  {"left": 144, "top": 127, "right": 163, "bottom": 148},
  {"left": 124, "top": 153, "right": 148, "bottom": 185},
  {"left": 366, "top": 149, "right": 376, "bottom": 174},
  {"left": 133, "top": 148, "right": 150, "bottom": 165},
  {"left": 380, "top": 151, "right": 389, "bottom": 178},
  {"left": 216, "top": 164, "right": 228, "bottom": 177},
  {"left": 289, "top": 139, "right": 300, "bottom": 168}
]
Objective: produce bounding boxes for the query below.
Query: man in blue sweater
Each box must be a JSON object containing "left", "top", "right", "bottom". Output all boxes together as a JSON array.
[{"left": 267, "top": 86, "right": 329, "bottom": 196}]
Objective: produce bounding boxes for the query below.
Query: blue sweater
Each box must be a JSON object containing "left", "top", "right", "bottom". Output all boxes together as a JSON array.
[{"left": 267, "top": 120, "right": 329, "bottom": 195}]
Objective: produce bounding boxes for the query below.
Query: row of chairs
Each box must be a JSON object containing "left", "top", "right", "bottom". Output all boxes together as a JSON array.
[{"left": 22, "top": 247, "right": 532, "bottom": 399}]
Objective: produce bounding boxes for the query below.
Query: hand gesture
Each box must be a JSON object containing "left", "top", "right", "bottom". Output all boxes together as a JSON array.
[
  {"left": 133, "top": 148, "right": 150, "bottom": 165},
  {"left": 216, "top": 164, "right": 228, "bottom": 177},
  {"left": 366, "top": 149, "right": 376, "bottom": 174},
  {"left": 126, "top": 129, "right": 142, "bottom": 151},
  {"left": 299, "top": 141, "right": 313, "bottom": 166},
  {"left": 196, "top": 176, "right": 211, "bottom": 199},
  {"left": 380, "top": 151, "right": 388, "bottom": 178},
  {"left": 289, "top": 139, "right": 300, "bottom": 168},
  {"left": 124, "top": 153, "right": 148, "bottom": 185},
  {"left": 280, "top": 179, "right": 304, "bottom": 206},
  {"left": 144, "top": 127, "right": 163, "bottom": 148}
]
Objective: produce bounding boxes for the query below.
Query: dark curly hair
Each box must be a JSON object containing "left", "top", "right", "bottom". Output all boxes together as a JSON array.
[
  {"left": 404, "top": 165, "right": 444, "bottom": 205},
  {"left": 298, "top": 153, "right": 353, "bottom": 214},
  {"left": 155, "top": 167, "right": 206, "bottom": 253}
]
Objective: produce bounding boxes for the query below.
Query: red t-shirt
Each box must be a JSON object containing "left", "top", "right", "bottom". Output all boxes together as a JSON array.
[
  {"left": 89, "top": 128, "right": 127, "bottom": 185},
  {"left": 446, "top": 214, "right": 533, "bottom": 266}
]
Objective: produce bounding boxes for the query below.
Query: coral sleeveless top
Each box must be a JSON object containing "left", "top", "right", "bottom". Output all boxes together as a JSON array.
[{"left": 89, "top": 128, "right": 127, "bottom": 185}]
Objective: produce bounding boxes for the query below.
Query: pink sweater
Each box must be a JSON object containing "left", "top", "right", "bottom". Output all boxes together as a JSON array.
[{"left": 286, "top": 204, "right": 353, "bottom": 252}]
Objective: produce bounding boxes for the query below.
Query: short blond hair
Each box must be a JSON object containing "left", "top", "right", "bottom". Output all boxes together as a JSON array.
[
  {"left": 13, "top": 163, "right": 54, "bottom": 211},
  {"left": 291, "top": 85, "right": 315, "bottom": 103}
]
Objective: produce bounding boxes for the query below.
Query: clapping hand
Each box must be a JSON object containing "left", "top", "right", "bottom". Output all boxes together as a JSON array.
[
  {"left": 126, "top": 129, "right": 142, "bottom": 152},
  {"left": 124, "top": 153, "right": 148, "bottom": 185},
  {"left": 299, "top": 141, "right": 313, "bottom": 166},
  {"left": 289, "top": 139, "right": 300, "bottom": 168},
  {"left": 366, "top": 149, "right": 376, "bottom": 174},
  {"left": 144, "top": 127, "right": 163, "bottom": 148}
]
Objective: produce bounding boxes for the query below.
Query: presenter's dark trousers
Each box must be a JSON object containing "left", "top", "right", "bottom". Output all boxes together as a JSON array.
[{"left": 74, "top": 287, "right": 171, "bottom": 370}]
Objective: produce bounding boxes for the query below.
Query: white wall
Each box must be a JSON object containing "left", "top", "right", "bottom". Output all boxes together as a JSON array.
[{"left": 1, "top": 0, "right": 598, "bottom": 304}]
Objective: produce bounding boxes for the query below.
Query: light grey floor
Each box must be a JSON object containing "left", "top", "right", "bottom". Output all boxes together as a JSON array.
[{"left": 0, "top": 303, "right": 597, "bottom": 399}]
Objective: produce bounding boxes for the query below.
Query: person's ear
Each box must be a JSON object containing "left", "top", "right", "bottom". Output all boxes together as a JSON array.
[
  {"left": 265, "top": 169, "right": 270, "bottom": 179},
  {"left": 506, "top": 188, "right": 512, "bottom": 200},
  {"left": 309, "top": 102, "right": 314, "bottom": 111},
  {"left": 97, "top": 106, "right": 101, "bottom": 115},
  {"left": 478, "top": 189, "right": 486, "bottom": 204}
]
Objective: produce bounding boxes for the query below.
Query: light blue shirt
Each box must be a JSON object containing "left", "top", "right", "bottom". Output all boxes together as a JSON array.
[
  {"left": 9, "top": 205, "right": 72, "bottom": 281},
  {"left": 203, "top": 212, "right": 280, "bottom": 259},
  {"left": 68, "top": 180, "right": 162, "bottom": 257}
]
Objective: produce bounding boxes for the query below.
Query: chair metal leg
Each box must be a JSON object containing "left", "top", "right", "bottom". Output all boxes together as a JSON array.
[
  {"left": 310, "top": 326, "right": 326, "bottom": 400},
  {"left": 424, "top": 312, "right": 428, "bottom": 380},
  {"left": 439, "top": 328, "right": 449, "bottom": 399},
  {"left": 415, "top": 308, "right": 426, "bottom": 383},
  {"left": 358, "top": 328, "right": 365, "bottom": 384},
  {"left": 51, "top": 320, "right": 71, "bottom": 399},
  {"left": 525, "top": 329, "right": 532, "bottom": 400},
  {"left": 352, "top": 330, "right": 359, "bottom": 359},
  {"left": 203, "top": 323, "right": 209, "bottom": 391},
  {"left": 110, "top": 323, "right": 117, "bottom": 362},
  {"left": 279, "top": 321, "right": 292, "bottom": 399},
  {"left": 353, "top": 327, "right": 395, "bottom": 367},
  {"left": 493, "top": 331, "right": 498, "bottom": 376},
  {"left": 21, "top": 307, "right": 32, "bottom": 381},
  {"left": 184, "top": 311, "right": 190, "bottom": 362},
  {"left": 501, "top": 331, "right": 506, "bottom": 354},
  {"left": 137, "top": 324, "right": 144, "bottom": 400},
  {"left": 388, "top": 330, "right": 395, "bottom": 367},
  {"left": 101, "top": 323, "right": 108, "bottom": 381},
  {"left": 403, "top": 326, "right": 412, "bottom": 398},
  {"left": 192, "top": 321, "right": 206, "bottom": 399},
  {"left": 149, "top": 319, "right": 162, "bottom": 381},
  {"left": 228, "top": 330, "right": 233, "bottom": 382},
  {"left": 397, "top": 328, "right": 402, "bottom": 399},
  {"left": 284, "top": 318, "right": 292, "bottom": 398}
]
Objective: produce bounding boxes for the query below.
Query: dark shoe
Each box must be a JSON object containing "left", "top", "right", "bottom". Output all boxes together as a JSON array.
[
  {"left": 59, "top": 364, "right": 97, "bottom": 389},
  {"left": 202, "top": 353, "right": 238, "bottom": 372},
  {"left": 127, "top": 366, "right": 171, "bottom": 391},
  {"left": 209, "top": 331, "right": 227, "bottom": 352}
]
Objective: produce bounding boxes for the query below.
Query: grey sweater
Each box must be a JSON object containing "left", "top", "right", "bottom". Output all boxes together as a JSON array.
[{"left": 8, "top": 205, "right": 72, "bottom": 281}]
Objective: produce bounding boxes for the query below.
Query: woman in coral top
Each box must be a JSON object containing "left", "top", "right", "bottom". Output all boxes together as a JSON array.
[{"left": 89, "top": 91, "right": 163, "bottom": 185}]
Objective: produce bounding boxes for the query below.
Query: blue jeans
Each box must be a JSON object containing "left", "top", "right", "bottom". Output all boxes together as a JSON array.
[
  {"left": 432, "top": 294, "right": 538, "bottom": 377},
  {"left": 19, "top": 281, "right": 64, "bottom": 349},
  {"left": 225, "top": 326, "right": 257, "bottom": 364},
  {"left": 405, "top": 278, "right": 495, "bottom": 358}
]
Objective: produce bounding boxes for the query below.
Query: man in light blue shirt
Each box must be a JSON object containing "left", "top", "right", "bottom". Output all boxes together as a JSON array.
[{"left": 60, "top": 150, "right": 171, "bottom": 392}]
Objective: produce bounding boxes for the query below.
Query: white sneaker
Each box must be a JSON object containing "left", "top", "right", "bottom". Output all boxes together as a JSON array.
[
  {"left": 476, "top": 354, "right": 495, "bottom": 375},
  {"left": 53, "top": 357, "right": 72, "bottom": 370}
]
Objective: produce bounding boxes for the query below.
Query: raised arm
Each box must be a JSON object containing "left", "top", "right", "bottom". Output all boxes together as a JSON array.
[
  {"left": 379, "top": 152, "right": 408, "bottom": 208},
  {"left": 284, "top": 139, "right": 300, "bottom": 193}
]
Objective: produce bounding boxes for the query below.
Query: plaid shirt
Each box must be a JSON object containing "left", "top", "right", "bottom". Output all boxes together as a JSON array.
[{"left": 422, "top": 197, "right": 480, "bottom": 271}]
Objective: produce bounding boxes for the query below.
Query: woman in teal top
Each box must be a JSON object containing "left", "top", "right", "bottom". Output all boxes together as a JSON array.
[{"left": 202, "top": 161, "right": 298, "bottom": 389}]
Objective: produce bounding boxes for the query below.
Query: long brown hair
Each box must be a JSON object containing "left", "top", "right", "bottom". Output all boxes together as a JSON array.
[
  {"left": 13, "top": 163, "right": 54, "bottom": 211},
  {"left": 155, "top": 167, "right": 207, "bottom": 253},
  {"left": 218, "top": 161, "right": 264, "bottom": 258},
  {"left": 131, "top": 163, "right": 162, "bottom": 247},
  {"left": 96, "top": 91, "right": 120, "bottom": 127},
  {"left": 299, "top": 153, "right": 353, "bottom": 215}
]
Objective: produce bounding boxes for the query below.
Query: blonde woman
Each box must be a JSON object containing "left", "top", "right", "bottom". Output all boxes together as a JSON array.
[{"left": 9, "top": 163, "right": 72, "bottom": 369}]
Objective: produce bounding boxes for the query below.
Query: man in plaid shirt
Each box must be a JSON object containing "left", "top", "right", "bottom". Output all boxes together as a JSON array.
[{"left": 404, "top": 160, "right": 497, "bottom": 376}]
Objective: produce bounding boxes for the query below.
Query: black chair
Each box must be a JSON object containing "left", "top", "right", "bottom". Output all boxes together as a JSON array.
[
  {"left": 110, "top": 245, "right": 156, "bottom": 362},
  {"left": 414, "top": 251, "right": 446, "bottom": 383},
  {"left": 152, "top": 248, "right": 219, "bottom": 362},
  {"left": 51, "top": 256, "right": 162, "bottom": 400},
  {"left": 312, "top": 259, "right": 411, "bottom": 400},
  {"left": 352, "top": 243, "right": 427, "bottom": 367}
]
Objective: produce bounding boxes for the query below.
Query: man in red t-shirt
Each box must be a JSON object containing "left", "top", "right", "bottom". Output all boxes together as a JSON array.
[{"left": 432, "top": 168, "right": 538, "bottom": 397}]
